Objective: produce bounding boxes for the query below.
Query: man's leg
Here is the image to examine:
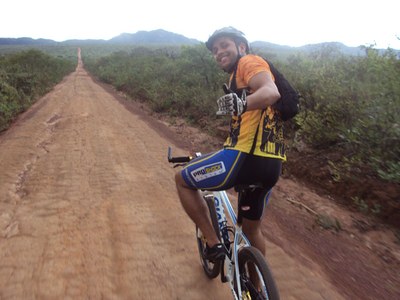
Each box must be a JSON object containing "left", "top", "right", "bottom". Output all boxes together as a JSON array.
[
  {"left": 242, "top": 218, "right": 266, "bottom": 255},
  {"left": 175, "top": 172, "right": 220, "bottom": 247},
  {"left": 242, "top": 218, "right": 266, "bottom": 290}
]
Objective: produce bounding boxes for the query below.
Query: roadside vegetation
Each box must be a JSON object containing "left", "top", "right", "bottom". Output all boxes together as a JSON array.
[
  {"left": 83, "top": 44, "right": 399, "bottom": 225},
  {"left": 0, "top": 43, "right": 398, "bottom": 225},
  {"left": 0, "top": 49, "right": 75, "bottom": 131}
]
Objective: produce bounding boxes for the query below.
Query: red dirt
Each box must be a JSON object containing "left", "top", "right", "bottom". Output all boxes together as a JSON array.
[{"left": 0, "top": 55, "right": 399, "bottom": 299}]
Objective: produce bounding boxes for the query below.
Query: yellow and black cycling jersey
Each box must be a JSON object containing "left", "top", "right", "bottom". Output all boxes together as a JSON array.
[{"left": 224, "top": 54, "right": 286, "bottom": 161}]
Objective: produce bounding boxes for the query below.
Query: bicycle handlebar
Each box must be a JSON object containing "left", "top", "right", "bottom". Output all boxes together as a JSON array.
[{"left": 167, "top": 146, "right": 192, "bottom": 164}]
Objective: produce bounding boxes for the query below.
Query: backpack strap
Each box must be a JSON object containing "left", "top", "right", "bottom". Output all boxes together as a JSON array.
[
  {"left": 229, "top": 59, "right": 248, "bottom": 98},
  {"left": 248, "top": 113, "right": 263, "bottom": 155},
  {"left": 229, "top": 61, "right": 239, "bottom": 92}
]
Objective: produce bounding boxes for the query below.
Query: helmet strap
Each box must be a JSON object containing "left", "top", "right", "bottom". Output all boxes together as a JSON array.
[
  {"left": 227, "top": 43, "right": 245, "bottom": 73},
  {"left": 224, "top": 40, "right": 246, "bottom": 73}
]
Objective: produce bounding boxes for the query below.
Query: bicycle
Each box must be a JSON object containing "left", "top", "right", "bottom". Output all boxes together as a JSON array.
[{"left": 168, "top": 146, "right": 280, "bottom": 300}]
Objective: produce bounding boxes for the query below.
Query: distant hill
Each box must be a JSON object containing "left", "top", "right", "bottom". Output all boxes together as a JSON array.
[
  {"left": 0, "top": 29, "right": 199, "bottom": 47},
  {"left": 0, "top": 30, "right": 397, "bottom": 57},
  {"left": 251, "top": 41, "right": 366, "bottom": 57},
  {"left": 0, "top": 37, "right": 57, "bottom": 45},
  {"left": 109, "top": 29, "right": 199, "bottom": 45},
  {"left": 299, "top": 42, "right": 366, "bottom": 56},
  {"left": 62, "top": 39, "right": 108, "bottom": 45}
]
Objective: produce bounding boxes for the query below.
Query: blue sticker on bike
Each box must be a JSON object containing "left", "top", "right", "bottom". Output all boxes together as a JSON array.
[{"left": 191, "top": 161, "right": 226, "bottom": 182}]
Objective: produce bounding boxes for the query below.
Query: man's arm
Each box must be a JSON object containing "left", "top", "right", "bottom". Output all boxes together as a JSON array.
[{"left": 246, "top": 71, "right": 280, "bottom": 111}]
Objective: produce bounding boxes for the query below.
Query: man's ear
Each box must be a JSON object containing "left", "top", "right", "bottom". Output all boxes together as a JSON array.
[{"left": 238, "top": 42, "right": 247, "bottom": 55}]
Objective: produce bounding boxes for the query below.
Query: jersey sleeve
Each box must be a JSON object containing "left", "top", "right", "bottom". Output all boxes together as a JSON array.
[{"left": 236, "top": 55, "right": 274, "bottom": 90}]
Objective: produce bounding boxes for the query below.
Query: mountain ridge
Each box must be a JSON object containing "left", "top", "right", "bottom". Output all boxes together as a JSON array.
[{"left": 0, "top": 29, "right": 396, "bottom": 55}]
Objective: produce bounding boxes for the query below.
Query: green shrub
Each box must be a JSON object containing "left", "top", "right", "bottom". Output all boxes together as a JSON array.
[
  {"left": 84, "top": 44, "right": 399, "bottom": 184},
  {"left": 0, "top": 49, "right": 75, "bottom": 130}
]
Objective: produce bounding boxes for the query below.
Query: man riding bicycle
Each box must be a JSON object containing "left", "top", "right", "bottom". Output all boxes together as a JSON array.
[{"left": 175, "top": 27, "right": 285, "bottom": 262}]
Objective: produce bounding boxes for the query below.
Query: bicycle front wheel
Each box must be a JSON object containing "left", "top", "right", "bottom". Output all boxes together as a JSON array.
[
  {"left": 238, "top": 246, "right": 280, "bottom": 300},
  {"left": 196, "top": 195, "right": 222, "bottom": 279}
]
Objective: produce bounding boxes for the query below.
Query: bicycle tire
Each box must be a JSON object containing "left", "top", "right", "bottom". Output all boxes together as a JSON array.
[
  {"left": 237, "top": 246, "right": 280, "bottom": 300},
  {"left": 196, "top": 194, "right": 223, "bottom": 279}
]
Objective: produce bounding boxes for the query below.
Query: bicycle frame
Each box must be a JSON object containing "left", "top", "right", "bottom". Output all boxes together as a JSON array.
[
  {"left": 205, "top": 190, "right": 251, "bottom": 299},
  {"left": 167, "top": 146, "right": 273, "bottom": 299}
]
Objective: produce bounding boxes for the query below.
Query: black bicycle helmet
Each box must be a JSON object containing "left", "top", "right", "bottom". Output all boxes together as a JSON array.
[{"left": 206, "top": 26, "right": 249, "bottom": 53}]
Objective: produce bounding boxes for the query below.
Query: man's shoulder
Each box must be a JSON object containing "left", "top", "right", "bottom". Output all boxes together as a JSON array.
[
  {"left": 238, "top": 55, "right": 271, "bottom": 80},
  {"left": 239, "top": 55, "right": 269, "bottom": 69},
  {"left": 240, "top": 54, "right": 267, "bottom": 63}
]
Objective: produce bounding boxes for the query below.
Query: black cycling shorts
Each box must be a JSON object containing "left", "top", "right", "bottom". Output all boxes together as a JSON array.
[{"left": 235, "top": 154, "right": 282, "bottom": 220}]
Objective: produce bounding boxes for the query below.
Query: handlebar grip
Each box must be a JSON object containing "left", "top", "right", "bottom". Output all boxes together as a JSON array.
[
  {"left": 169, "top": 156, "right": 192, "bottom": 163},
  {"left": 167, "top": 146, "right": 192, "bottom": 164}
]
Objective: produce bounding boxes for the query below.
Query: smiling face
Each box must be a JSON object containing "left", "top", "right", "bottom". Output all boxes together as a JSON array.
[{"left": 211, "top": 36, "right": 245, "bottom": 72}]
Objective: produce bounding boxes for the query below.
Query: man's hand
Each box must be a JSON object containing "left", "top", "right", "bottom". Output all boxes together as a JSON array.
[{"left": 216, "top": 92, "right": 247, "bottom": 116}]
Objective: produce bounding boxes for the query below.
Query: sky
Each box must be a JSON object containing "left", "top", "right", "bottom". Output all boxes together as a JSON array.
[{"left": 1, "top": 0, "right": 399, "bottom": 49}]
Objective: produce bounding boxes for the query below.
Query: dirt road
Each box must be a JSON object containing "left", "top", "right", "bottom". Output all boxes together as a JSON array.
[{"left": 1, "top": 55, "right": 398, "bottom": 299}]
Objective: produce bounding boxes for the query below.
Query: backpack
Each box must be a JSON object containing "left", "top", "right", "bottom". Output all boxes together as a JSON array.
[
  {"left": 230, "top": 58, "right": 300, "bottom": 121},
  {"left": 267, "top": 60, "right": 300, "bottom": 121}
]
